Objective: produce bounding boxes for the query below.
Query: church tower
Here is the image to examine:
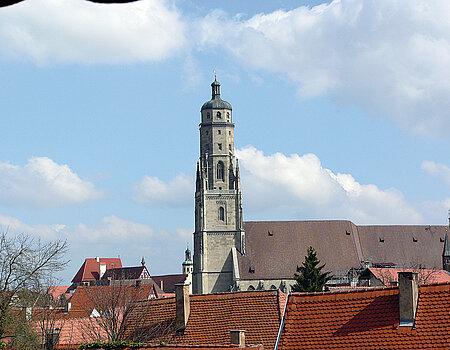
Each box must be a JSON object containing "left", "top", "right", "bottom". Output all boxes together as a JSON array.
[{"left": 192, "top": 78, "right": 245, "bottom": 294}]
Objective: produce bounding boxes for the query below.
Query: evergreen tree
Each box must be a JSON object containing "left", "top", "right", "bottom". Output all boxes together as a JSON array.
[{"left": 291, "top": 246, "right": 332, "bottom": 292}]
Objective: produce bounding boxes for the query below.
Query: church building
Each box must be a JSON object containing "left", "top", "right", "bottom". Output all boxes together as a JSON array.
[{"left": 192, "top": 79, "right": 449, "bottom": 295}]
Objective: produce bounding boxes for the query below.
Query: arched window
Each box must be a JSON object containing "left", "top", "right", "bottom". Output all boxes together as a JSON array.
[
  {"left": 216, "top": 111, "right": 221, "bottom": 119},
  {"left": 219, "top": 207, "right": 225, "bottom": 221},
  {"left": 217, "top": 161, "right": 224, "bottom": 180}
]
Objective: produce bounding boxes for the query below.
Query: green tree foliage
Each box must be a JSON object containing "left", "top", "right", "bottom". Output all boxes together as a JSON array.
[{"left": 291, "top": 246, "right": 332, "bottom": 292}]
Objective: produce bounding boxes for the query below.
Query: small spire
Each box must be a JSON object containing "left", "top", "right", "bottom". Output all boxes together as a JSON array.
[{"left": 141, "top": 256, "right": 146, "bottom": 266}]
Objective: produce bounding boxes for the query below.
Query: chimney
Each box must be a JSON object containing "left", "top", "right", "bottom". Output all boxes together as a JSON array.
[
  {"left": 398, "top": 272, "right": 419, "bottom": 326},
  {"left": 230, "top": 330, "right": 245, "bottom": 347},
  {"left": 160, "top": 280, "right": 164, "bottom": 291},
  {"left": 45, "top": 328, "right": 60, "bottom": 350},
  {"left": 175, "top": 283, "right": 190, "bottom": 332},
  {"left": 96, "top": 256, "right": 100, "bottom": 263}
]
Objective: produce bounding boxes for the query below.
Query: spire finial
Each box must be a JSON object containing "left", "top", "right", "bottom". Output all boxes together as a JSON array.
[
  {"left": 214, "top": 69, "right": 217, "bottom": 81},
  {"left": 141, "top": 256, "right": 145, "bottom": 266}
]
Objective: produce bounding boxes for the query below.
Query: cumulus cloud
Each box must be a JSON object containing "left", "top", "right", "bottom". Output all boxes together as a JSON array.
[
  {"left": 198, "top": 0, "right": 450, "bottom": 137},
  {"left": 236, "top": 146, "right": 422, "bottom": 224},
  {"left": 133, "top": 174, "right": 193, "bottom": 207},
  {"left": 0, "top": 157, "right": 104, "bottom": 207},
  {"left": 71, "top": 215, "right": 155, "bottom": 243},
  {"left": 0, "top": 0, "right": 186, "bottom": 63},
  {"left": 421, "top": 160, "right": 450, "bottom": 186}
]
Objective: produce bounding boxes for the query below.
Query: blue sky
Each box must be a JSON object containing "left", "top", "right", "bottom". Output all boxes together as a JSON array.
[{"left": 0, "top": 0, "right": 449, "bottom": 283}]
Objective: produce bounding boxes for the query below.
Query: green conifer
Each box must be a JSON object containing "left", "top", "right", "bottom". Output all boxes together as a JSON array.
[{"left": 291, "top": 246, "right": 332, "bottom": 292}]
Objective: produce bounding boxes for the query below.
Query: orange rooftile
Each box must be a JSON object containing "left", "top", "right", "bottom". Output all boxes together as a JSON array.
[
  {"left": 278, "top": 283, "right": 450, "bottom": 349},
  {"left": 126, "top": 290, "right": 285, "bottom": 349}
]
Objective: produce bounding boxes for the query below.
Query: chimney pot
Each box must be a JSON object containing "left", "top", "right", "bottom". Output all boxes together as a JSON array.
[
  {"left": 398, "top": 271, "right": 419, "bottom": 327},
  {"left": 230, "top": 330, "right": 245, "bottom": 347},
  {"left": 175, "top": 283, "right": 190, "bottom": 332}
]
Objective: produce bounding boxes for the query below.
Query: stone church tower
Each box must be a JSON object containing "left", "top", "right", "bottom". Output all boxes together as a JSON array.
[{"left": 192, "top": 78, "right": 245, "bottom": 294}]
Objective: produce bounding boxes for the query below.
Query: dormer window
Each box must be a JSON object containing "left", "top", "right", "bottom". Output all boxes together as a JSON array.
[{"left": 218, "top": 143, "right": 222, "bottom": 151}]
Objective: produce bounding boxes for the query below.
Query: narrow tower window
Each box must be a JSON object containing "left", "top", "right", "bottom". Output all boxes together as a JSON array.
[
  {"left": 218, "top": 143, "right": 222, "bottom": 151},
  {"left": 219, "top": 207, "right": 225, "bottom": 221},
  {"left": 217, "top": 161, "right": 224, "bottom": 180},
  {"left": 217, "top": 112, "right": 221, "bottom": 119},
  {"left": 207, "top": 112, "right": 210, "bottom": 119},
  {"left": 218, "top": 130, "right": 221, "bottom": 135}
]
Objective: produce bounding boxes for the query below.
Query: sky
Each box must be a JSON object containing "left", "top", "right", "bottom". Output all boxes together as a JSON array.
[{"left": 0, "top": 0, "right": 449, "bottom": 283}]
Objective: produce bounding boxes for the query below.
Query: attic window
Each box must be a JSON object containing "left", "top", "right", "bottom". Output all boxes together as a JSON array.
[
  {"left": 413, "top": 237, "right": 418, "bottom": 242},
  {"left": 379, "top": 238, "right": 384, "bottom": 243},
  {"left": 268, "top": 231, "right": 273, "bottom": 236},
  {"left": 440, "top": 237, "right": 445, "bottom": 242},
  {"left": 249, "top": 267, "right": 255, "bottom": 273},
  {"left": 345, "top": 230, "right": 351, "bottom": 235}
]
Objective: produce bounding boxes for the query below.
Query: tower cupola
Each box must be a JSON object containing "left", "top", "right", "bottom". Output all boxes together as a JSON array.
[{"left": 201, "top": 77, "right": 232, "bottom": 111}]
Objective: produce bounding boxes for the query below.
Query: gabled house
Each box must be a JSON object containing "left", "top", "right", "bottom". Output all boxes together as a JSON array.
[
  {"left": 277, "top": 272, "right": 450, "bottom": 349},
  {"left": 71, "top": 257, "right": 122, "bottom": 288},
  {"left": 359, "top": 267, "right": 450, "bottom": 287}
]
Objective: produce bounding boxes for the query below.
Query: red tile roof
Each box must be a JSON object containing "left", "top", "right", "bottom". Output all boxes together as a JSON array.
[
  {"left": 126, "top": 290, "right": 285, "bottom": 349},
  {"left": 72, "top": 258, "right": 122, "bottom": 283},
  {"left": 278, "top": 283, "right": 450, "bottom": 349},
  {"left": 368, "top": 267, "right": 450, "bottom": 285}
]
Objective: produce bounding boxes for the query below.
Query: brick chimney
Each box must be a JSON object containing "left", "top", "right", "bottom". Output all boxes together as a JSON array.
[
  {"left": 175, "top": 283, "right": 190, "bottom": 332},
  {"left": 230, "top": 330, "right": 245, "bottom": 347},
  {"left": 398, "top": 271, "right": 419, "bottom": 327}
]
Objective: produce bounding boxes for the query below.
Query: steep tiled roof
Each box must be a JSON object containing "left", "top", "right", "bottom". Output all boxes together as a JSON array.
[
  {"left": 66, "top": 285, "right": 159, "bottom": 318},
  {"left": 126, "top": 290, "right": 285, "bottom": 349},
  {"left": 240, "top": 221, "right": 447, "bottom": 279},
  {"left": 368, "top": 267, "right": 450, "bottom": 285},
  {"left": 72, "top": 258, "right": 122, "bottom": 283},
  {"left": 278, "top": 283, "right": 450, "bottom": 349},
  {"left": 152, "top": 274, "right": 187, "bottom": 293}
]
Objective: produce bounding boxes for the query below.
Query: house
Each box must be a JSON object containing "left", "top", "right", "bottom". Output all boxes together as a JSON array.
[
  {"left": 358, "top": 267, "right": 450, "bottom": 287},
  {"left": 125, "top": 286, "right": 286, "bottom": 349},
  {"left": 71, "top": 257, "right": 122, "bottom": 288},
  {"left": 276, "top": 272, "right": 450, "bottom": 349}
]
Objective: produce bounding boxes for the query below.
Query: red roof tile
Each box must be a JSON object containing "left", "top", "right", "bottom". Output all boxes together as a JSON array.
[
  {"left": 126, "top": 290, "right": 285, "bottom": 349},
  {"left": 72, "top": 258, "right": 122, "bottom": 283},
  {"left": 278, "top": 283, "right": 450, "bottom": 349}
]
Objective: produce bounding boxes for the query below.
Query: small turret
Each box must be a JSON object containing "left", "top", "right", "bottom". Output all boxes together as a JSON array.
[
  {"left": 443, "top": 213, "right": 450, "bottom": 272},
  {"left": 182, "top": 243, "right": 193, "bottom": 275}
]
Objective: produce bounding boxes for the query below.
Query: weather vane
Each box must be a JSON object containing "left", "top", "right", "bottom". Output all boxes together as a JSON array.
[{"left": 214, "top": 69, "right": 217, "bottom": 80}]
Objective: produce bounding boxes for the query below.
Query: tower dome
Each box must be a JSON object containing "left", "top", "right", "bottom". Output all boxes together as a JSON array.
[{"left": 201, "top": 78, "right": 232, "bottom": 111}]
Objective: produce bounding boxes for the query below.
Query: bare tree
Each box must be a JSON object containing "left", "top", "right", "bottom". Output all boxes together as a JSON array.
[{"left": 0, "top": 231, "right": 68, "bottom": 346}]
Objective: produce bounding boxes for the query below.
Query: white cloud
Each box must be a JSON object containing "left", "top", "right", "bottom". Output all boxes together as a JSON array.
[
  {"left": 71, "top": 215, "right": 154, "bottom": 243},
  {"left": 198, "top": 0, "right": 450, "bottom": 137},
  {"left": 133, "top": 174, "right": 193, "bottom": 207},
  {"left": 236, "top": 146, "right": 422, "bottom": 224},
  {"left": 0, "top": 0, "right": 186, "bottom": 63},
  {"left": 0, "top": 157, "right": 104, "bottom": 208},
  {"left": 421, "top": 160, "right": 450, "bottom": 186}
]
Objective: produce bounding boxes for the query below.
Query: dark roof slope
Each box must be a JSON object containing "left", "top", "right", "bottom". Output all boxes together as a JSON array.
[
  {"left": 240, "top": 221, "right": 447, "bottom": 280},
  {"left": 240, "top": 221, "right": 361, "bottom": 279},
  {"left": 152, "top": 274, "right": 187, "bottom": 293},
  {"left": 278, "top": 283, "right": 450, "bottom": 349},
  {"left": 357, "top": 225, "right": 447, "bottom": 268},
  {"left": 126, "top": 290, "right": 285, "bottom": 349},
  {"left": 101, "top": 266, "right": 145, "bottom": 280}
]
